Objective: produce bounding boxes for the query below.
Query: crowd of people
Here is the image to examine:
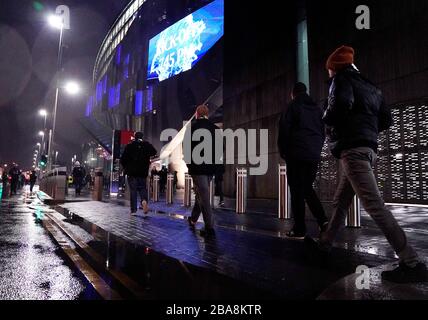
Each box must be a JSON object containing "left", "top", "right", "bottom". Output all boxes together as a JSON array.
[{"left": 0, "top": 164, "right": 38, "bottom": 196}]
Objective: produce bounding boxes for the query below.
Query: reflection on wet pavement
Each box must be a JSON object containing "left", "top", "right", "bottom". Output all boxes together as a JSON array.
[
  {"left": 56, "top": 201, "right": 400, "bottom": 299},
  {"left": 0, "top": 192, "right": 95, "bottom": 300}
]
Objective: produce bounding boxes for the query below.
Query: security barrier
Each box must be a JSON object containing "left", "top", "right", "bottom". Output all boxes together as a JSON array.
[
  {"left": 236, "top": 168, "right": 247, "bottom": 214},
  {"left": 183, "top": 174, "right": 192, "bottom": 207},
  {"left": 92, "top": 169, "right": 103, "bottom": 201},
  {"left": 39, "top": 167, "right": 67, "bottom": 201},
  {"left": 278, "top": 165, "right": 291, "bottom": 219},
  {"left": 152, "top": 175, "right": 159, "bottom": 202},
  {"left": 346, "top": 196, "right": 361, "bottom": 228},
  {"left": 166, "top": 174, "right": 174, "bottom": 204}
]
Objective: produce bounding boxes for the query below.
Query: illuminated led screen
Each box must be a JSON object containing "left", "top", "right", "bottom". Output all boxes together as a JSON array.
[{"left": 147, "top": 0, "right": 224, "bottom": 82}]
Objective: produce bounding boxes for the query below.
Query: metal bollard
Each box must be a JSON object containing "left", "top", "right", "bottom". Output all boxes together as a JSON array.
[
  {"left": 209, "top": 177, "right": 215, "bottom": 208},
  {"left": 346, "top": 196, "right": 361, "bottom": 228},
  {"left": 166, "top": 173, "right": 174, "bottom": 204},
  {"left": 183, "top": 174, "right": 192, "bottom": 207},
  {"left": 152, "top": 175, "right": 159, "bottom": 202},
  {"left": 278, "top": 165, "right": 291, "bottom": 219},
  {"left": 92, "top": 169, "right": 103, "bottom": 201},
  {"left": 236, "top": 168, "right": 247, "bottom": 214}
]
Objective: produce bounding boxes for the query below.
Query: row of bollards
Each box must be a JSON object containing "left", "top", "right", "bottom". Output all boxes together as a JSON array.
[
  {"left": 146, "top": 165, "right": 361, "bottom": 228},
  {"left": 239, "top": 165, "right": 361, "bottom": 228}
]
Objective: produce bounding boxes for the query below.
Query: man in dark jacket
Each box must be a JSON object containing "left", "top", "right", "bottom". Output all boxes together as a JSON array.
[
  {"left": 278, "top": 82, "right": 328, "bottom": 239},
  {"left": 320, "top": 46, "right": 426, "bottom": 283},
  {"left": 185, "top": 105, "right": 221, "bottom": 237},
  {"left": 9, "top": 165, "right": 20, "bottom": 195},
  {"left": 72, "top": 161, "right": 86, "bottom": 196},
  {"left": 29, "top": 170, "right": 37, "bottom": 193},
  {"left": 121, "top": 132, "right": 157, "bottom": 215}
]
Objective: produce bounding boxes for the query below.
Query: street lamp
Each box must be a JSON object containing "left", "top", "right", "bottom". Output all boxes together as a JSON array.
[
  {"left": 46, "top": 13, "right": 65, "bottom": 172},
  {"left": 38, "top": 131, "right": 45, "bottom": 137},
  {"left": 48, "top": 15, "right": 63, "bottom": 29},
  {"left": 64, "top": 81, "right": 80, "bottom": 95}
]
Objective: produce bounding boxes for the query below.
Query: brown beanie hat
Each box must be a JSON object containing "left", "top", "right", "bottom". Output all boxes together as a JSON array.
[
  {"left": 196, "top": 104, "right": 209, "bottom": 118},
  {"left": 326, "top": 46, "right": 355, "bottom": 71}
]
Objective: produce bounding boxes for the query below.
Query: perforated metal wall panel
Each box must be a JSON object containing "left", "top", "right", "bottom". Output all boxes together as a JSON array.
[{"left": 316, "top": 103, "right": 428, "bottom": 205}]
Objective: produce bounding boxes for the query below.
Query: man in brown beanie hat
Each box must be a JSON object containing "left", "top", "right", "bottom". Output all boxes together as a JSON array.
[{"left": 317, "top": 45, "right": 427, "bottom": 283}]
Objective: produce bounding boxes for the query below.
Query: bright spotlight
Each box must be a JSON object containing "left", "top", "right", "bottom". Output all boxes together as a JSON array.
[
  {"left": 48, "top": 14, "right": 63, "bottom": 29},
  {"left": 64, "top": 81, "right": 80, "bottom": 95}
]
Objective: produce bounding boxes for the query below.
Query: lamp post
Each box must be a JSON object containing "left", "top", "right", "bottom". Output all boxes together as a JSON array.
[
  {"left": 47, "top": 14, "right": 65, "bottom": 171},
  {"left": 38, "top": 131, "right": 45, "bottom": 158},
  {"left": 39, "top": 109, "right": 48, "bottom": 153}
]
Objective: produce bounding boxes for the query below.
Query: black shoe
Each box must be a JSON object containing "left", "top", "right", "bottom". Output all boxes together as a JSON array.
[
  {"left": 199, "top": 228, "right": 216, "bottom": 238},
  {"left": 285, "top": 230, "right": 306, "bottom": 240},
  {"left": 381, "top": 262, "right": 427, "bottom": 284},
  {"left": 187, "top": 217, "right": 196, "bottom": 229}
]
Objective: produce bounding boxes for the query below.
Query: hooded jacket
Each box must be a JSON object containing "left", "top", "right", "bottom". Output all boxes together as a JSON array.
[
  {"left": 278, "top": 93, "right": 325, "bottom": 162},
  {"left": 120, "top": 139, "right": 157, "bottom": 178}
]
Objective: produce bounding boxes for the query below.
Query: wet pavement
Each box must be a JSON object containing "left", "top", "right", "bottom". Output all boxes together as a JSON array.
[
  {"left": 0, "top": 189, "right": 98, "bottom": 300},
  {"left": 2, "top": 185, "right": 427, "bottom": 300},
  {"left": 58, "top": 199, "right": 424, "bottom": 300}
]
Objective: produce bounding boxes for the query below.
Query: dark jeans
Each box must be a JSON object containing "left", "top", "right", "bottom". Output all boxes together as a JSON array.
[
  {"left": 191, "top": 175, "right": 214, "bottom": 229},
  {"left": 10, "top": 180, "right": 18, "bottom": 195},
  {"left": 74, "top": 178, "right": 83, "bottom": 195},
  {"left": 215, "top": 179, "right": 224, "bottom": 202},
  {"left": 286, "top": 159, "right": 327, "bottom": 234},
  {"left": 323, "top": 147, "right": 420, "bottom": 267},
  {"left": 30, "top": 182, "right": 36, "bottom": 192},
  {"left": 128, "top": 176, "right": 148, "bottom": 213}
]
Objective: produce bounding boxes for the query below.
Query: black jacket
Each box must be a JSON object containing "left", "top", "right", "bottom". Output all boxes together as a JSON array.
[
  {"left": 323, "top": 66, "right": 392, "bottom": 158},
  {"left": 278, "top": 93, "right": 325, "bottom": 162},
  {"left": 185, "top": 118, "right": 222, "bottom": 176},
  {"left": 30, "top": 171, "right": 37, "bottom": 183},
  {"left": 120, "top": 139, "right": 157, "bottom": 178},
  {"left": 72, "top": 166, "right": 86, "bottom": 181}
]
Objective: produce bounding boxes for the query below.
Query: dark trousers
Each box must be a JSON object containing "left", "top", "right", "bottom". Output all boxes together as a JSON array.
[
  {"left": 128, "top": 176, "right": 148, "bottom": 213},
  {"left": 191, "top": 175, "right": 214, "bottom": 229},
  {"left": 215, "top": 179, "right": 224, "bottom": 202},
  {"left": 10, "top": 180, "right": 18, "bottom": 195},
  {"left": 74, "top": 178, "right": 83, "bottom": 195},
  {"left": 30, "top": 182, "right": 36, "bottom": 192},
  {"left": 286, "top": 159, "right": 327, "bottom": 234}
]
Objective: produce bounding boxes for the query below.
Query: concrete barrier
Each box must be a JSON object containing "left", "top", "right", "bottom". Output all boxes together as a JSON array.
[{"left": 39, "top": 167, "right": 67, "bottom": 202}]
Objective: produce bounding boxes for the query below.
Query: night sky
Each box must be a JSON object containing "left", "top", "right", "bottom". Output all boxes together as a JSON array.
[{"left": 0, "top": 0, "right": 130, "bottom": 169}]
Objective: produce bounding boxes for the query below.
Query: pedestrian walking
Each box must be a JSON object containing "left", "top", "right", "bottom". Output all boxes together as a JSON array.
[
  {"left": 278, "top": 82, "right": 328, "bottom": 239},
  {"left": 29, "top": 170, "right": 37, "bottom": 193},
  {"left": 120, "top": 132, "right": 157, "bottom": 216},
  {"left": 319, "top": 45, "right": 426, "bottom": 283},
  {"left": 9, "top": 165, "right": 20, "bottom": 195},
  {"left": 186, "top": 105, "right": 222, "bottom": 238},
  {"left": 72, "top": 161, "right": 86, "bottom": 196}
]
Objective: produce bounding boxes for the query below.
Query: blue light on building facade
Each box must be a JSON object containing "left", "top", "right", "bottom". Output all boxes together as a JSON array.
[
  {"left": 135, "top": 90, "right": 144, "bottom": 115},
  {"left": 85, "top": 95, "right": 94, "bottom": 117},
  {"left": 108, "top": 87, "right": 116, "bottom": 108}
]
